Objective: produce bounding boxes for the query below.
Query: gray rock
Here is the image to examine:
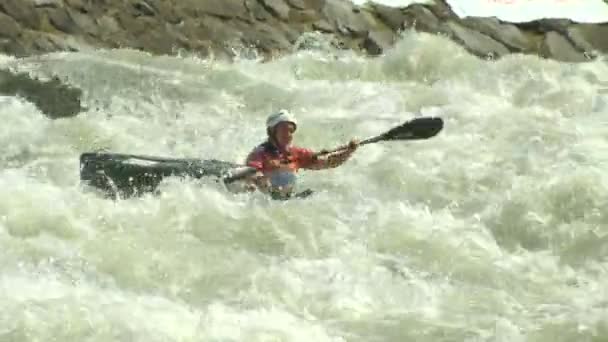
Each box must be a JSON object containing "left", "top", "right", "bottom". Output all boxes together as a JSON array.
[
  {"left": 261, "top": 0, "right": 291, "bottom": 21},
  {"left": 313, "top": 19, "right": 334, "bottom": 33},
  {"left": 458, "top": 17, "right": 534, "bottom": 52},
  {"left": 0, "top": 69, "right": 85, "bottom": 119},
  {"left": 133, "top": 1, "right": 156, "bottom": 16},
  {"left": 0, "top": 0, "right": 41, "bottom": 30},
  {"left": 299, "top": 0, "right": 324, "bottom": 11},
  {"left": 446, "top": 21, "right": 510, "bottom": 59},
  {"left": 403, "top": 4, "right": 442, "bottom": 33},
  {"left": 288, "top": 9, "right": 319, "bottom": 23},
  {"left": 198, "top": 16, "right": 244, "bottom": 43},
  {"left": 286, "top": 0, "right": 307, "bottom": 10},
  {"left": 425, "top": 0, "right": 455, "bottom": 20},
  {"left": 567, "top": 24, "right": 608, "bottom": 54},
  {"left": 0, "top": 0, "right": 606, "bottom": 64},
  {"left": 69, "top": 8, "right": 99, "bottom": 36},
  {"left": 96, "top": 15, "right": 121, "bottom": 35},
  {"left": 115, "top": 12, "right": 150, "bottom": 36},
  {"left": 322, "top": 0, "right": 376, "bottom": 37},
  {"left": 133, "top": 27, "right": 181, "bottom": 54},
  {"left": 522, "top": 18, "right": 572, "bottom": 34},
  {"left": 188, "top": 0, "right": 249, "bottom": 20},
  {"left": 28, "top": 32, "right": 87, "bottom": 53},
  {"left": 275, "top": 20, "right": 306, "bottom": 44},
  {"left": 240, "top": 21, "right": 292, "bottom": 54},
  {"left": 65, "top": 0, "right": 90, "bottom": 13},
  {"left": 541, "top": 31, "right": 588, "bottom": 63},
  {"left": 154, "top": 0, "right": 182, "bottom": 24},
  {"left": 361, "top": 30, "right": 395, "bottom": 56},
  {"left": 0, "top": 12, "right": 21, "bottom": 38},
  {"left": 49, "top": 7, "right": 79, "bottom": 34},
  {"left": 369, "top": 3, "right": 407, "bottom": 31},
  {"left": 245, "top": 0, "right": 273, "bottom": 21},
  {"left": 0, "top": 39, "right": 28, "bottom": 56}
]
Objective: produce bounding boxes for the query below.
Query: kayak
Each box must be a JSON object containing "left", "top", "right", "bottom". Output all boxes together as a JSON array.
[
  {"left": 79, "top": 117, "right": 444, "bottom": 200},
  {"left": 79, "top": 151, "right": 314, "bottom": 200},
  {"left": 79, "top": 151, "right": 256, "bottom": 198}
]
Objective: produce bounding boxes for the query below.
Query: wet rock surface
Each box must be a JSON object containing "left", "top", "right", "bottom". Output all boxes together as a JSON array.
[
  {"left": 0, "top": 0, "right": 604, "bottom": 62},
  {"left": 0, "top": 69, "right": 85, "bottom": 119}
]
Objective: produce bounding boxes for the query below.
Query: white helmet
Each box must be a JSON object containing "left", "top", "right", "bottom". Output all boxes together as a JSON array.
[{"left": 266, "top": 109, "right": 297, "bottom": 131}]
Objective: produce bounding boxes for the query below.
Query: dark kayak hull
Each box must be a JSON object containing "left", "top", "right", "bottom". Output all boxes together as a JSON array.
[
  {"left": 79, "top": 151, "right": 256, "bottom": 199},
  {"left": 79, "top": 152, "right": 314, "bottom": 200}
]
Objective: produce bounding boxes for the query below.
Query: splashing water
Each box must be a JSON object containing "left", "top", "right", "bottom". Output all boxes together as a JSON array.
[{"left": 1, "top": 31, "right": 608, "bottom": 341}]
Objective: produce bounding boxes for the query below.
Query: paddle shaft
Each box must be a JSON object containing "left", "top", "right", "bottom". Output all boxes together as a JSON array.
[{"left": 312, "top": 136, "right": 380, "bottom": 158}]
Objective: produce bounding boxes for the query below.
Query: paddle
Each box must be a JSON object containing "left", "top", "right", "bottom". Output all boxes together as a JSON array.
[
  {"left": 312, "top": 116, "right": 444, "bottom": 157},
  {"left": 223, "top": 116, "right": 443, "bottom": 184}
]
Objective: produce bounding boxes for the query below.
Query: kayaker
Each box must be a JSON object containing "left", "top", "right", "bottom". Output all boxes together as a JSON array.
[{"left": 245, "top": 109, "right": 359, "bottom": 198}]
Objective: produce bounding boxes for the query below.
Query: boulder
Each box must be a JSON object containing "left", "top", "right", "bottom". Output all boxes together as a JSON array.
[
  {"left": 402, "top": 4, "right": 443, "bottom": 34},
  {"left": 96, "top": 15, "right": 121, "bottom": 35},
  {"left": 312, "top": 19, "right": 334, "bottom": 33},
  {"left": 457, "top": 17, "right": 534, "bottom": 52},
  {"left": 239, "top": 21, "right": 293, "bottom": 54},
  {"left": 361, "top": 29, "right": 395, "bottom": 56},
  {"left": 566, "top": 24, "right": 608, "bottom": 55},
  {"left": 48, "top": 7, "right": 80, "bottom": 34},
  {"left": 132, "top": 26, "right": 182, "bottom": 54},
  {"left": 69, "top": 7, "right": 99, "bottom": 36},
  {"left": 132, "top": 1, "right": 157, "bottom": 17},
  {"left": 0, "top": 0, "right": 41, "bottom": 30},
  {"left": 322, "top": 0, "right": 377, "bottom": 37},
  {"left": 540, "top": 31, "right": 588, "bottom": 63},
  {"left": 64, "top": 0, "right": 91, "bottom": 13},
  {"left": 0, "top": 40, "right": 28, "bottom": 56},
  {"left": 424, "top": 0, "right": 456, "bottom": 20},
  {"left": 245, "top": 0, "right": 273, "bottom": 22},
  {"left": 286, "top": 0, "right": 307, "bottom": 10},
  {"left": 519, "top": 18, "right": 572, "bottom": 34},
  {"left": 445, "top": 21, "right": 510, "bottom": 59},
  {"left": 288, "top": 9, "right": 319, "bottom": 24},
  {"left": 198, "top": 16, "right": 244, "bottom": 43},
  {"left": 0, "top": 12, "right": 21, "bottom": 39},
  {"left": 261, "top": 0, "right": 291, "bottom": 21},
  {"left": 369, "top": 3, "right": 408, "bottom": 31},
  {"left": 0, "top": 69, "right": 85, "bottom": 119},
  {"left": 187, "top": 0, "right": 249, "bottom": 20}
]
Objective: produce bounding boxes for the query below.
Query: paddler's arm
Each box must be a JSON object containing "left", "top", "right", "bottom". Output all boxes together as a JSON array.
[
  {"left": 244, "top": 150, "right": 283, "bottom": 192},
  {"left": 244, "top": 151, "right": 268, "bottom": 192},
  {"left": 305, "top": 139, "right": 359, "bottom": 170}
]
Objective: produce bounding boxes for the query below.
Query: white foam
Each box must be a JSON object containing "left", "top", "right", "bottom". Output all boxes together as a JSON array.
[{"left": 2, "top": 34, "right": 608, "bottom": 342}]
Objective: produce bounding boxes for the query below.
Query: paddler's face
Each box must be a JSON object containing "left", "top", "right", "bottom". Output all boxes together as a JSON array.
[{"left": 274, "top": 122, "right": 295, "bottom": 147}]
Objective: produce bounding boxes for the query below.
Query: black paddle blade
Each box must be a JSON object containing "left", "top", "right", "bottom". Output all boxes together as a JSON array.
[{"left": 381, "top": 116, "right": 444, "bottom": 141}]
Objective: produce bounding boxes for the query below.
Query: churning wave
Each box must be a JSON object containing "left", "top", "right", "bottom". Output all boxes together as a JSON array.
[{"left": 1, "top": 30, "right": 608, "bottom": 341}]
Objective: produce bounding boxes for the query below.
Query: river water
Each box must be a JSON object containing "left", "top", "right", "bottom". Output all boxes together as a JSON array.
[{"left": 1, "top": 31, "right": 608, "bottom": 341}]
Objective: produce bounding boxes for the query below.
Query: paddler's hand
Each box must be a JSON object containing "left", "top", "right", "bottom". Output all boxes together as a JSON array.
[
  {"left": 246, "top": 171, "right": 269, "bottom": 191},
  {"left": 346, "top": 138, "right": 360, "bottom": 153},
  {"left": 323, "top": 138, "right": 359, "bottom": 168}
]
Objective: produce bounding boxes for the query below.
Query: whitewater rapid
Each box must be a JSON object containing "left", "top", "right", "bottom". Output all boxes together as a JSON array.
[{"left": 1, "top": 31, "right": 608, "bottom": 341}]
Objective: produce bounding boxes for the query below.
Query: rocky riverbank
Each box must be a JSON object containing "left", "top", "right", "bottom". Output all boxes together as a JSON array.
[
  {"left": 1, "top": 0, "right": 608, "bottom": 62},
  {"left": 2, "top": 0, "right": 608, "bottom": 118}
]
